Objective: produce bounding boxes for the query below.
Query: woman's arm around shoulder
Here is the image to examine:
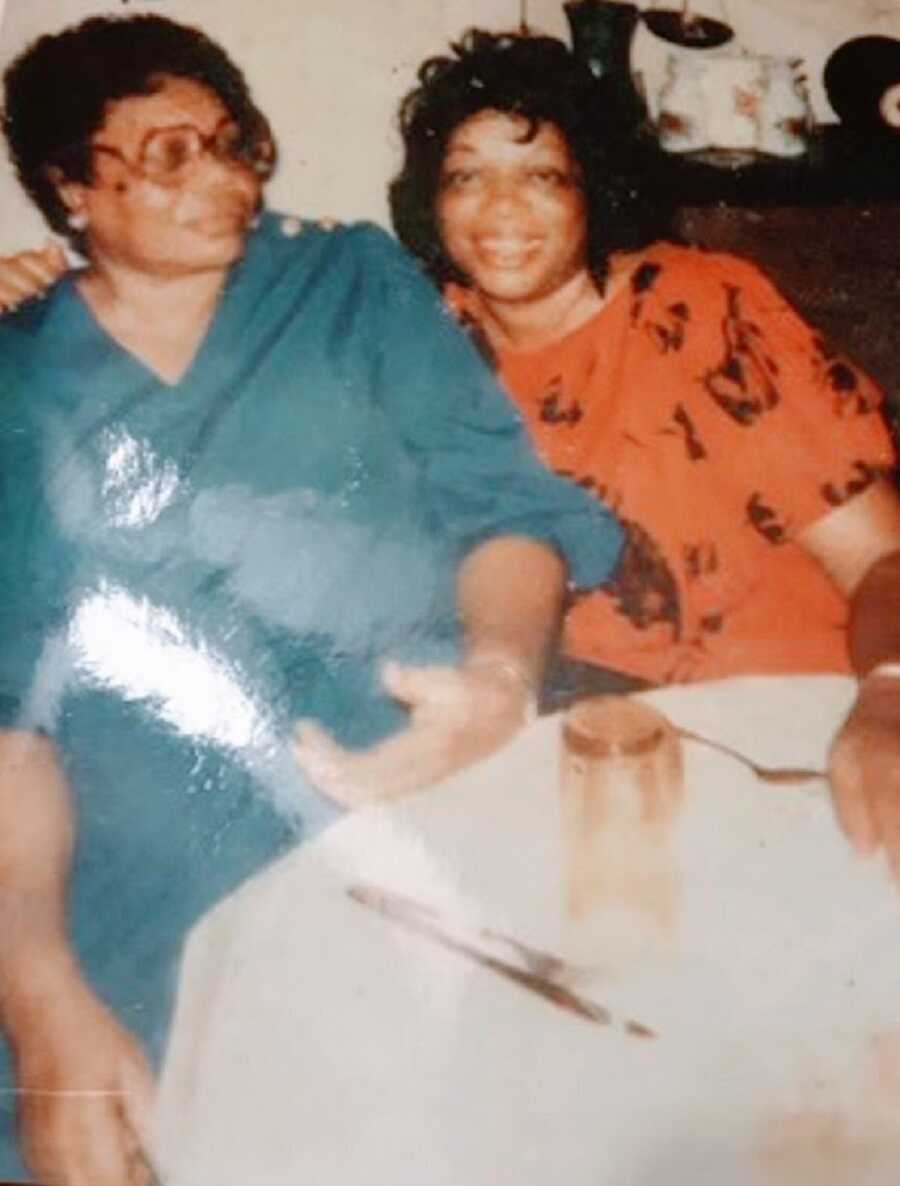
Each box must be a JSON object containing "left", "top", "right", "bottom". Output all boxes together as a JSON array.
[{"left": 0, "top": 240, "right": 68, "bottom": 314}]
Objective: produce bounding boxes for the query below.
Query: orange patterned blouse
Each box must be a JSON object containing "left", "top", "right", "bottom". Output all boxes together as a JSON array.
[{"left": 446, "top": 243, "right": 897, "bottom": 684}]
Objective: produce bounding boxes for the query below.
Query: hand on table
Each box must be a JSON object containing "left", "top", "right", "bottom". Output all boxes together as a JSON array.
[
  {"left": 293, "top": 658, "right": 533, "bottom": 808},
  {"left": 12, "top": 978, "right": 156, "bottom": 1186},
  {"left": 0, "top": 240, "right": 67, "bottom": 314},
  {"left": 828, "top": 672, "right": 900, "bottom": 883}
]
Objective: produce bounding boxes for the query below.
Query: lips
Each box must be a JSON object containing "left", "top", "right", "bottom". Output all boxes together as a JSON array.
[
  {"left": 183, "top": 205, "right": 252, "bottom": 237},
  {"left": 474, "top": 237, "right": 541, "bottom": 267}
]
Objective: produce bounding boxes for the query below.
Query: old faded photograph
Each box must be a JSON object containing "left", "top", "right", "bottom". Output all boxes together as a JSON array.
[{"left": 1, "top": 1, "right": 900, "bottom": 1183}]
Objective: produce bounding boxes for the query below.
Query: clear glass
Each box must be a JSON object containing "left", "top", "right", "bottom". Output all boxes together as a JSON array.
[{"left": 560, "top": 695, "right": 684, "bottom": 930}]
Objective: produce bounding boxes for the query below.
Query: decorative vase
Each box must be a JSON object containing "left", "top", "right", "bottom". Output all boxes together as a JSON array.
[{"left": 564, "top": 0, "right": 646, "bottom": 130}]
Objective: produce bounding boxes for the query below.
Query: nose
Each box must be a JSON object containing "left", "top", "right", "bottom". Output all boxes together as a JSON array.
[
  {"left": 477, "top": 176, "right": 529, "bottom": 217},
  {"left": 190, "top": 150, "right": 260, "bottom": 201},
  {"left": 177, "top": 159, "right": 260, "bottom": 229}
]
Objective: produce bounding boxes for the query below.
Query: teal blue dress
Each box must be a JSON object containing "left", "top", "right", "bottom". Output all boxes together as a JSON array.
[{"left": 0, "top": 212, "right": 622, "bottom": 1177}]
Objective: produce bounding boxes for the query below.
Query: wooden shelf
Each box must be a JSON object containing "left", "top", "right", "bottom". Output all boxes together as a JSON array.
[
  {"left": 657, "top": 125, "right": 900, "bottom": 207},
  {"left": 673, "top": 198, "right": 900, "bottom": 422}
]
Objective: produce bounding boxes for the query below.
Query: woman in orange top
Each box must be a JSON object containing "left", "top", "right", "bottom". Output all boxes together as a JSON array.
[
  {"left": 391, "top": 31, "right": 894, "bottom": 687},
  {"left": 389, "top": 30, "right": 900, "bottom": 875}
]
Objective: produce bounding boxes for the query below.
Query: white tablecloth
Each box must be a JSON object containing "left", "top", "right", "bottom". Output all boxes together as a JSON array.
[{"left": 154, "top": 675, "right": 900, "bottom": 1186}]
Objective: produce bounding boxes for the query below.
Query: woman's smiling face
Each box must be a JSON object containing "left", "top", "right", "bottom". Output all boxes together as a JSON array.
[{"left": 436, "top": 109, "right": 590, "bottom": 307}]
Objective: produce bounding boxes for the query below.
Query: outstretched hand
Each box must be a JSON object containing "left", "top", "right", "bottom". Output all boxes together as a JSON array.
[
  {"left": 829, "top": 672, "right": 900, "bottom": 884},
  {"left": 293, "top": 658, "right": 534, "bottom": 807},
  {"left": 0, "top": 239, "right": 67, "bottom": 313}
]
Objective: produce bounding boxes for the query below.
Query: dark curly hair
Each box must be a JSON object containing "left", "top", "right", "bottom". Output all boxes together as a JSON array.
[
  {"left": 389, "top": 29, "right": 672, "bottom": 292},
  {"left": 2, "top": 14, "right": 275, "bottom": 254}
]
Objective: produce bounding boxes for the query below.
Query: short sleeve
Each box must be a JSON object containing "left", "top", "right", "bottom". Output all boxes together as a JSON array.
[
  {"left": 354, "top": 225, "right": 623, "bottom": 588},
  {"left": 674, "top": 251, "right": 896, "bottom": 542}
]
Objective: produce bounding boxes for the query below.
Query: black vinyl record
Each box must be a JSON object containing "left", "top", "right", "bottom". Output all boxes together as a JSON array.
[{"left": 824, "top": 35, "right": 900, "bottom": 129}]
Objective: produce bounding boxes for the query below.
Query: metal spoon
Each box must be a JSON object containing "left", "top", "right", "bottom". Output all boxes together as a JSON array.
[{"left": 676, "top": 727, "right": 827, "bottom": 785}]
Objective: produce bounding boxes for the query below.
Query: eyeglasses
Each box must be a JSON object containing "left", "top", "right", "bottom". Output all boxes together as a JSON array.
[{"left": 92, "top": 116, "right": 276, "bottom": 185}]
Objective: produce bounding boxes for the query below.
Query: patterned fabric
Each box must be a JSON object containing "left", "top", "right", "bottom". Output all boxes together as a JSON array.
[
  {"left": 447, "top": 242, "right": 896, "bottom": 683},
  {"left": 0, "top": 212, "right": 622, "bottom": 1179}
]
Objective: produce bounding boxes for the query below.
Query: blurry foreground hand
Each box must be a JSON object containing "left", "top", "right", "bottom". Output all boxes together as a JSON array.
[
  {"left": 829, "top": 672, "right": 900, "bottom": 885},
  {"left": 293, "top": 659, "right": 533, "bottom": 807}
]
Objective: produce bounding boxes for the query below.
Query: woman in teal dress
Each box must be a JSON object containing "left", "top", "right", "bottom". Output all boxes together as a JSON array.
[{"left": 0, "top": 15, "right": 622, "bottom": 1185}]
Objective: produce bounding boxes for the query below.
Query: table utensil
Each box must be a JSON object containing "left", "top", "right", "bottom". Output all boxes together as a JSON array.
[
  {"left": 676, "top": 727, "right": 826, "bottom": 785},
  {"left": 479, "top": 925, "right": 592, "bottom": 983},
  {"left": 347, "top": 883, "right": 656, "bottom": 1036}
]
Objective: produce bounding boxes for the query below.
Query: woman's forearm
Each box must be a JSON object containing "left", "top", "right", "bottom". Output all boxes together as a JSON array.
[
  {"left": 456, "top": 534, "right": 566, "bottom": 689},
  {"left": 847, "top": 547, "right": 900, "bottom": 676},
  {"left": 0, "top": 730, "right": 79, "bottom": 1039}
]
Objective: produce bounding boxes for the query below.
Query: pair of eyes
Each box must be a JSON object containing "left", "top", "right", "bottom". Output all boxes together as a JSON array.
[
  {"left": 439, "top": 166, "right": 578, "bottom": 193},
  {"left": 143, "top": 122, "right": 254, "bottom": 174},
  {"left": 93, "top": 119, "right": 275, "bottom": 183}
]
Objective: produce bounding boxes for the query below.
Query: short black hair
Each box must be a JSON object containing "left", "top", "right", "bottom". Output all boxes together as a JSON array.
[
  {"left": 389, "top": 28, "right": 672, "bottom": 291},
  {"left": 2, "top": 14, "right": 274, "bottom": 252}
]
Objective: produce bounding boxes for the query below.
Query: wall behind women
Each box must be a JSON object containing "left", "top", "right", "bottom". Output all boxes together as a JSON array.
[
  {"left": 0, "top": 0, "right": 528, "bottom": 251},
  {"left": 0, "top": 0, "right": 898, "bottom": 252}
]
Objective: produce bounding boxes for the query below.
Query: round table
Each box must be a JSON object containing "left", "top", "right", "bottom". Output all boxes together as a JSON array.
[{"left": 154, "top": 675, "right": 900, "bottom": 1186}]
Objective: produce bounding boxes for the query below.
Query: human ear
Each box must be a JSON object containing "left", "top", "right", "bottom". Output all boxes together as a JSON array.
[{"left": 48, "top": 169, "right": 91, "bottom": 227}]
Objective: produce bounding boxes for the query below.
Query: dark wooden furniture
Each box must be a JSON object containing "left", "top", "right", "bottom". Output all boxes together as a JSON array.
[{"left": 661, "top": 126, "right": 900, "bottom": 428}]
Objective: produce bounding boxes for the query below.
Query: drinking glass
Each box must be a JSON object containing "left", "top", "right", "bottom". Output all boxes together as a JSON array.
[{"left": 560, "top": 695, "right": 684, "bottom": 929}]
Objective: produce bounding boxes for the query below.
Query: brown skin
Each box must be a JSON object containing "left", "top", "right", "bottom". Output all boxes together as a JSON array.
[
  {"left": 830, "top": 671, "right": 900, "bottom": 870},
  {"left": 55, "top": 77, "right": 262, "bottom": 385},
  {"left": 0, "top": 239, "right": 67, "bottom": 312},
  {"left": 0, "top": 75, "right": 260, "bottom": 1186},
  {"left": 294, "top": 535, "right": 565, "bottom": 803},
  {"left": 0, "top": 82, "right": 571, "bottom": 1185},
  {"left": 0, "top": 731, "right": 154, "bottom": 1186},
  {"left": 7, "top": 107, "right": 900, "bottom": 864},
  {"left": 436, "top": 112, "right": 604, "bottom": 350},
  {"left": 8, "top": 106, "right": 900, "bottom": 864},
  {"left": 801, "top": 488, "right": 900, "bottom": 879},
  {"left": 436, "top": 109, "right": 900, "bottom": 880}
]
